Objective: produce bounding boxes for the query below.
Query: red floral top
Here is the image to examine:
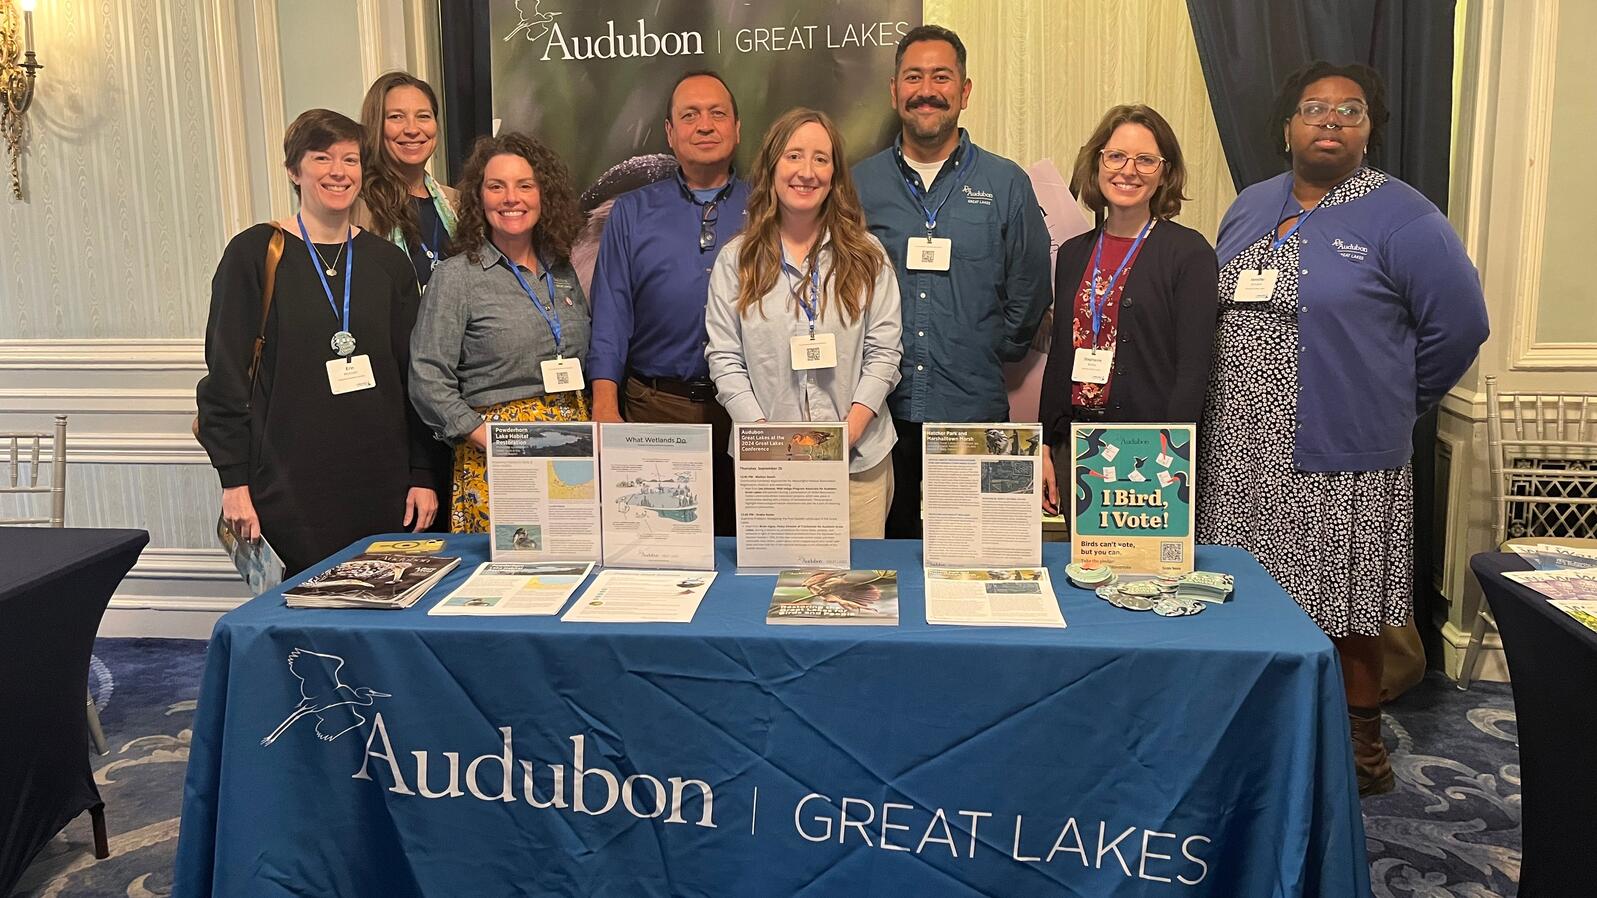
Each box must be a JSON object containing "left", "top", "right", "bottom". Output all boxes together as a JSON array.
[{"left": 1070, "top": 232, "right": 1147, "bottom": 408}]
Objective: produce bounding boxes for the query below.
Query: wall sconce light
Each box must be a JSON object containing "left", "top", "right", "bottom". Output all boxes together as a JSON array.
[{"left": 1, "top": 0, "right": 44, "bottom": 200}]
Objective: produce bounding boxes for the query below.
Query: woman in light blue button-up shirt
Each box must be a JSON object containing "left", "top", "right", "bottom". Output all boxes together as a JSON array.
[{"left": 705, "top": 108, "right": 903, "bottom": 537}]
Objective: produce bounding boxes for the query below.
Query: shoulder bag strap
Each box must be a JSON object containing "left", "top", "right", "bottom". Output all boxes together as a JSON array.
[{"left": 245, "top": 225, "right": 286, "bottom": 398}]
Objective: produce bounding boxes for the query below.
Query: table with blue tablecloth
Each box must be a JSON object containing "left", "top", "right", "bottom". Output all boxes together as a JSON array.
[{"left": 174, "top": 536, "right": 1369, "bottom": 898}]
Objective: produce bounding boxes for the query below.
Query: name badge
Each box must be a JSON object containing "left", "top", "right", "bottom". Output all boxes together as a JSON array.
[
  {"left": 541, "top": 356, "right": 585, "bottom": 393},
  {"left": 906, "top": 236, "right": 952, "bottom": 271},
  {"left": 790, "top": 332, "right": 838, "bottom": 371},
  {"left": 326, "top": 355, "right": 376, "bottom": 395},
  {"left": 1233, "top": 269, "right": 1279, "bottom": 303},
  {"left": 1071, "top": 348, "right": 1114, "bottom": 384}
]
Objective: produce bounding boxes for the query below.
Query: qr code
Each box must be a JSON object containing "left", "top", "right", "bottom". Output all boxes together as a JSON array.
[
  {"left": 920, "top": 249, "right": 936, "bottom": 264},
  {"left": 554, "top": 371, "right": 570, "bottom": 385},
  {"left": 1160, "top": 541, "right": 1184, "bottom": 563},
  {"left": 805, "top": 346, "right": 822, "bottom": 362}
]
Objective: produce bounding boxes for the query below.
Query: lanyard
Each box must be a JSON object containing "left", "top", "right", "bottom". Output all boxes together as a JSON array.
[
  {"left": 1088, "top": 219, "right": 1153, "bottom": 348},
  {"left": 297, "top": 213, "right": 353, "bottom": 335},
  {"left": 898, "top": 146, "right": 975, "bottom": 234},
  {"left": 506, "top": 255, "right": 563, "bottom": 355},
  {"left": 1262, "top": 171, "right": 1355, "bottom": 267},
  {"left": 418, "top": 213, "right": 446, "bottom": 268},
  {"left": 781, "top": 253, "right": 821, "bottom": 336}
]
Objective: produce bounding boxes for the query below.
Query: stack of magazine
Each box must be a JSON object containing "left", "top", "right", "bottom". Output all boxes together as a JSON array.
[{"left": 285, "top": 553, "right": 460, "bottom": 610}]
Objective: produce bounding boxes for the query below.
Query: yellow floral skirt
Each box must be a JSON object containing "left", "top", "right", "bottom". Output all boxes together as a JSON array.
[{"left": 452, "top": 392, "right": 590, "bottom": 533}]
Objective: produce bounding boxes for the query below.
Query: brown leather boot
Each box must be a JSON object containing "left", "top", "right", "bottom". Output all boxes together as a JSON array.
[{"left": 1350, "top": 712, "right": 1395, "bottom": 797}]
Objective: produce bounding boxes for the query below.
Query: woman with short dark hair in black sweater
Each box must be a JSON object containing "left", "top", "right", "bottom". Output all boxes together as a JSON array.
[{"left": 1039, "top": 105, "right": 1219, "bottom": 514}]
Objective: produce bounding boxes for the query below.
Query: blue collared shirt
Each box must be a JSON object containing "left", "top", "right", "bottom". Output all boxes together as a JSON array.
[
  {"left": 586, "top": 172, "right": 751, "bottom": 383},
  {"left": 854, "top": 130, "right": 1051, "bottom": 423}
]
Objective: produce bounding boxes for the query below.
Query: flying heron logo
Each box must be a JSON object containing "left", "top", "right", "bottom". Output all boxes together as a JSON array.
[
  {"left": 261, "top": 648, "right": 390, "bottom": 746},
  {"left": 503, "top": 1, "right": 704, "bottom": 61}
]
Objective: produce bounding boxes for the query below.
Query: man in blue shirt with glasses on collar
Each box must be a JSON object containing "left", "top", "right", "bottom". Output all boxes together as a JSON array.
[
  {"left": 855, "top": 25, "right": 1052, "bottom": 538},
  {"left": 588, "top": 70, "right": 750, "bottom": 535}
]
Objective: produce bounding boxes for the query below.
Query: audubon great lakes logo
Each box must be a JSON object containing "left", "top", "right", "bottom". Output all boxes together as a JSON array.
[
  {"left": 504, "top": 1, "right": 705, "bottom": 61},
  {"left": 962, "top": 184, "right": 995, "bottom": 206}
]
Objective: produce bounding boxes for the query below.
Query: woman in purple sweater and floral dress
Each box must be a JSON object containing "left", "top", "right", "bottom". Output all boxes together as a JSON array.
[{"left": 1198, "top": 62, "right": 1489, "bottom": 796}]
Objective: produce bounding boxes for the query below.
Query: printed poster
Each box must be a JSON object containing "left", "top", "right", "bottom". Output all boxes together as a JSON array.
[
  {"left": 486, "top": 422, "right": 601, "bottom": 563},
  {"left": 1070, "top": 424, "right": 1195, "bottom": 575},
  {"left": 734, "top": 422, "right": 850, "bottom": 572},
  {"left": 922, "top": 423, "right": 1044, "bottom": 568},
  {"left": 599, "top": 423, "right": 715, "bottom": 570}
]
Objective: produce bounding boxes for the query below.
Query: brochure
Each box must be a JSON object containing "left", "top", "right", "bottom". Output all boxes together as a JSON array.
[
  {"left": 766, "top": 569, "right": 899, "bottom": 625},
  {"left": 284, "top": 553, "right": 460, "bottom": 609},
  {"left": 922, "top": 424, "right": 1044, "bottom": 568},
  {"left": 561, "top": 569, "right": 718, "bottom": 623},
  {"left": 216, "top": 514, "right": 285, "bottom": 594},
  {"left": 924, "top": 567, "right": 1066, "bottom": 628},
  {"left": 733, "top": 422, "right": 850, "bottom": 572},
  {"left": 1507, "top": 543, "right": 1597, "bottom": 571},
  {"left": 1069, "top": 423, "right": 1197, "bottom": 576},
  {"left": 1503, "top": 567, "right": 1597, "bottom": 602},
  {"left": 599, "top": 423, "right": 715, "bottom": 570},
  {"left": 1549, "top": 599, "right": 1597, "bottom": 634},
  {"left": 486, "top": 422, "right": 601, "bottom": 563},
  {"left": 427, "top": 561, "right": 593, "bottom": 616}
]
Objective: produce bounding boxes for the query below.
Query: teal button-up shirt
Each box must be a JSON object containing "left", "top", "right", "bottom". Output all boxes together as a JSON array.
[{"left": 854, "top": 130, "right": 1051, "bottom": 423}]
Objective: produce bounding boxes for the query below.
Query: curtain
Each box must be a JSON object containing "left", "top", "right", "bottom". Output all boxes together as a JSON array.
[
  {"left": 1185, "top": 0, "right": 1456, "bottom": 210},
  {"left": 928, "top": 0, "right": 1237, "bottom": 243}
]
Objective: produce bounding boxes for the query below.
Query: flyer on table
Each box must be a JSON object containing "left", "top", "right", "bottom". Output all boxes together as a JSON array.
[
  {"left": 428, "top": 562, "right": 593, "bottom": 616},
  {"left": 922, "top": 424, "right": 1043, "bottom": 568},
  {"left": 924, "top": 567, "right": 1066, "bottom": 628},
  {"left": 733, "top": 422, "right": 850, "bottom": 572},
  {"left": 1069, "top": 423, "right": 1196, "bottom": 575},
  {"left": 599, "top": 423, "right": 715, "bottom": 570},
  {"left": 485, "top": 422, "right": 601, "bottom": 563},
  {"left": 561, "top": 569, "right": 717, "bottom": 623}
]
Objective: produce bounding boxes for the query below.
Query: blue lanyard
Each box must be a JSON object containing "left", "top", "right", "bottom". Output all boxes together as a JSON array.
[
  {"left": 781, "top": 253, "right": 821, "bottom": 336},
  {"left": 898, "top": 147, "right": 975, "bottom": 234},
  {"left": 1088, "top": 219, "right": 1153, "bottom": 348},
  {"left": 418, "top": 214, "right": 446, "bottom": 268},
  {"left": 297, "top": 213, "right": 353, "bottom": 335},
  {"left": 1264, "top": 173, "right": 1353, "bottom": 263},
  {"left": 506, "top": 255, "right": 563, "bottom": 355}
]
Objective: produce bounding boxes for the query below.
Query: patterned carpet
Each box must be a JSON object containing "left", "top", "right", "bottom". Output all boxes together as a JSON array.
[{"left": 11, "top": 643, "right": 1521, "bottom": 897}]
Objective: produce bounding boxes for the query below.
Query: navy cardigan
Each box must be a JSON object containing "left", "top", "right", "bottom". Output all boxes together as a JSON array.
[
  {"left": 1215, "top": 170, "right": 1489, "bottom": 471},
  {"left": 1039, "top": 220, "right": 1220, "bottom": 449}
]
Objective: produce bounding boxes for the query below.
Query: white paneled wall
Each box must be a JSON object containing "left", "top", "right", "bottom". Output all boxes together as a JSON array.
[{"left": 0, "top": 0, "right": 437, "bottom": 636}]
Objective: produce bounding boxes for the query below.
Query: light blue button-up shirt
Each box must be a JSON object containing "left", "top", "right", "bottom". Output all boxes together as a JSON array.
[{"left": 704, "top": 233, "right": 903, "bottom": 472}]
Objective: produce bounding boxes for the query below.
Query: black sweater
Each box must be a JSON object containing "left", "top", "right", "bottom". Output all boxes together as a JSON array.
[{"left": 1038, "top": 220, "right": 1219, "bottom": 448}]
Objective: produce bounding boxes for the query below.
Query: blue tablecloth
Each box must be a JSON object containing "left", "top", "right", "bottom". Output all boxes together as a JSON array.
[{"left": 174, "top": 537, "right": 1368, "bottom": 897}]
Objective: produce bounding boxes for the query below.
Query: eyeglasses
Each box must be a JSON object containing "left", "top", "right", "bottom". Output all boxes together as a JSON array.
[
  {"left": 698, "top": 201, "right": 720, "bottom": 253},
  {"left": 1295, "top": 101, "right": 1368, "bottom": 126},
  {"left": 1099, "top": 149, "right": 1165, "bottom": 175}
]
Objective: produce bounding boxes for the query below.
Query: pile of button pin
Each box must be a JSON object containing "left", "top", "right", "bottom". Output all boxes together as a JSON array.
[{"left": 1086, "top": 571, "right": 1207, "bottom": 617}]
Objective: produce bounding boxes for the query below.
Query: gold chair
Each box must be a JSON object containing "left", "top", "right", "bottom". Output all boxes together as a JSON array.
[
  {"left": 1459, "top": 377, "right": 1597, "bottom": 689},
  {"left": 0, "top": 415, "right": 108, "bottom": 754}
]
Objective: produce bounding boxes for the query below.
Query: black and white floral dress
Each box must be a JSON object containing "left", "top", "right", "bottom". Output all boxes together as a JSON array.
[{"left": 1197, "top": 168, "right": 1413, "bottom": 638}]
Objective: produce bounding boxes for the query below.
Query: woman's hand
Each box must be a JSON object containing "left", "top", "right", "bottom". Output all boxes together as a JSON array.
[
  {"left": 221, "top": 485, "right": 261, "bottom": 541},
  {"left": 1041, "top": 444, "right": 1060, "bottom": 515},
  {"left": 468, "top": 423, "right": 489, "bottom": 450},
  {"left": 845, "top": 403, "right": 876, "bottom": 447},
  {"left": 404, "top": 487, "right": 438, "bottom": 532}
]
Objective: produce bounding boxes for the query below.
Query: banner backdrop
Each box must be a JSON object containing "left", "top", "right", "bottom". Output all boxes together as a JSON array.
[{"left": 489, "top": 0, "right": 922, "bottom": 194}]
